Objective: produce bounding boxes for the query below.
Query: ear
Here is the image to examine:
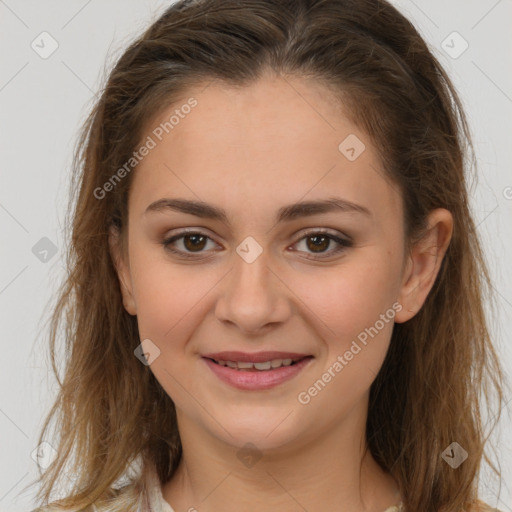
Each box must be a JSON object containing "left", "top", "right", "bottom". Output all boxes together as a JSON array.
[
  {"left": 109, "top": 225, "right": 137, "bottom": 316},
  {"left": 394, "top": 208, "right": 453, "bottom": 323}
]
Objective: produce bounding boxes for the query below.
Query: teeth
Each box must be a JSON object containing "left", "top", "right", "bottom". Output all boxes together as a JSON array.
[
  {"left": 214, "top": 358, "right": 299, "bottom": 370},
  {"left": 254, "top": 361, "right": 272, "bottom": 370}
]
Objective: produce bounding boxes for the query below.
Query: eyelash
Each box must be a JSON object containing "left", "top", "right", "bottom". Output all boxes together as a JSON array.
[{"left": 161, "top": 229, "right": 352, "bottom": 260}]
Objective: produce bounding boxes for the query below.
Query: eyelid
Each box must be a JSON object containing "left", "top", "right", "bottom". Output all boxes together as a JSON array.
[{"left": 293, "top": 227, "right": 351, "bottom": 242}]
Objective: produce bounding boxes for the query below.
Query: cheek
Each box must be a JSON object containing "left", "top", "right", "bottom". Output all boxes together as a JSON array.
[
  {"left": 293, "top": 250, "right": 401, "bottom": 397},
  {"left": 129, "top": 246, "right": 205, "bottom": 344},
  {"left": 129, "top": 253, "right": 210, "bottom": 406},
  {"left": 293, "top": 264, "right": 399, "bottom": 409},
  {"left": 295, "top": 252, "right": 401, "bottom": 340}
]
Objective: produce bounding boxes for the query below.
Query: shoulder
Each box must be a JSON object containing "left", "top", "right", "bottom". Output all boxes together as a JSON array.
[
  {"left": 30, "top": 507, "right": 85, "bottom": 512},
  {"left": 30, "top": 506, "right": 100, "bottom": 512},
  {"left": 30, "top": 502, "right": 139, "bottom": 512},
  {"left": 29, "top": 484, "right": 142, "bottom": 512},
  {"left": 385, "top": 500, "right": 503, "bottom": 512}
]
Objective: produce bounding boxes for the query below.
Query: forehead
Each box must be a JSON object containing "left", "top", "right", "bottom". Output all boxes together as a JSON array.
[
  {"left": 129, "top": 75, "right": 401, "bottom": 224},
  {"left": 145, "top": 75, "right": 350, "bottom": 161}
]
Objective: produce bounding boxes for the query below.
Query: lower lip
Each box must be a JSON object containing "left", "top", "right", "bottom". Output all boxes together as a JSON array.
[{"left": 203, "top": 357, "right": 313, "bottom": 390}]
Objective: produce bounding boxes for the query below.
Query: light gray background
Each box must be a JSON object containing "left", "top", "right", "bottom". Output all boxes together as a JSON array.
[{"left": 1, "top": 1, "right": 511, "bottom": 511}]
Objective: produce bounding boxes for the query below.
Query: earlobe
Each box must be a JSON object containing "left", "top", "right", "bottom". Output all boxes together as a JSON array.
[
  {"left": 108, "top": 226, "right": 137, "bottom": 316},
  {"left": 394, "top": 208, "right": 453, "bottom": 324}
]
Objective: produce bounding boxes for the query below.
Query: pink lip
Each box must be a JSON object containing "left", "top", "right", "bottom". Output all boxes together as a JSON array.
[
  {"left": 202, "top": 355, "right": 314, "bottom": 391},
  {"left": 202, "top": 351, "right": 310, "bottom": 363}
]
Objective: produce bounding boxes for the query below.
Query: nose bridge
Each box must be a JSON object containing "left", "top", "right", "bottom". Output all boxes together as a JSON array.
[{"left": 215, "top": 241, "right": 289, "bottom": 333}]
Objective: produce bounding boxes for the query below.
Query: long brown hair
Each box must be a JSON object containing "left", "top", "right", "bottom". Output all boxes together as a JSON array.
[{"left": 28, "top": 1, "right": 506, "bottom": 510}]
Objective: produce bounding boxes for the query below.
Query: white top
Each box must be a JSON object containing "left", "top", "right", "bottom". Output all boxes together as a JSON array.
[{"left": 144, "top": 463, "right": 175, "bottom": 512}]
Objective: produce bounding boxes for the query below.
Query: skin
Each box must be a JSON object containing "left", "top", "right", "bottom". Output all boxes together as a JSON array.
[{"left": 110, "top": 72, "right": 453, "bottom": 512}]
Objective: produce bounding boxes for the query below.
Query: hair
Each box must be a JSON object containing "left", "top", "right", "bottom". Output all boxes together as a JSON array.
[{"left": 27, "top": 1, "right": 506, "bottom": 511}]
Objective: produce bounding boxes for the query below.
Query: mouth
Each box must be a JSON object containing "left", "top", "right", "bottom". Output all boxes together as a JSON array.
[
  {"left": 201, "top": 351, "right": 314, "bottom": 390},
  {"left": 205, "top": 356, "right": 310, "bottom": 371}
]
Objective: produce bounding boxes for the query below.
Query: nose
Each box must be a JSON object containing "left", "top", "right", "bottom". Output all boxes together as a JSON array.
[{"left": 214, "top": 246, "right": 291, "bottom": 336}]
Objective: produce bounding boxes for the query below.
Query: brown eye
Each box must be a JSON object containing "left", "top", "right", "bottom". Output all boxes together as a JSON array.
[
  {"left": 162, "top": 229, "right": 352, "bottom": 260},
  {"left": 182, "top": 234, "right": 208, "bottom": 252},
  {"left": 162, "top": 231, "right": 219, "bottom": 257},
  {"left": 292, "top": 231, "right": 352, "bottom": 259},
  {"left": 305, "top": 234, "right": 331, "bottom": 253}
]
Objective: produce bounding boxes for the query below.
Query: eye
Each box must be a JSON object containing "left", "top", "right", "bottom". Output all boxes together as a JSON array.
[
  {"left": 162, "top": 230, "right": 220, "bottom": 258},
  {"left": 161, "top": 229, "right": 352, "bottom": 259},
  {"left": 291, "top": 230, "right": 352, "bottom": 259}
]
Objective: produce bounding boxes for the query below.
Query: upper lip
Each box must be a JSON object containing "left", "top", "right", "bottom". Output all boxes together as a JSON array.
[{"left": 202, "top": 351, "right": 312, "bottom": 363}]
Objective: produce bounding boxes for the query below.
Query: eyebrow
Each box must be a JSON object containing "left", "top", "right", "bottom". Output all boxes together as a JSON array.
[{"left": 145, "top": 197, "right": 372, "bottom": 226}]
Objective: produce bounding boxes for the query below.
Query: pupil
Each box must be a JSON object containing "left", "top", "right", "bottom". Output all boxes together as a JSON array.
[
  {"left": 184, "top": 234, "right": 206, "bottom": 251},
  {"left": 308, "top": 235, "right": 328, "bottom": 252}
]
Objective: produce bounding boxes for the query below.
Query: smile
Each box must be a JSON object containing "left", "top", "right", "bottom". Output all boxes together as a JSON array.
[
  {"left": 202, "top": 353, "right": 314, "bottom": 390},
  {"left": 209, "top": 357, "right": 305, "bottom": 370}
]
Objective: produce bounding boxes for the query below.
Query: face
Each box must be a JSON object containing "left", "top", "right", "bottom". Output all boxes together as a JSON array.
[{"left": 111, "top": 74, "right": 446, "bottom": 452}]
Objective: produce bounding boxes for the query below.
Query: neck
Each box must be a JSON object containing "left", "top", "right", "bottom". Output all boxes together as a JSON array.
[{"left": 161, "top": 399, "right": 400, "bottom": 512}]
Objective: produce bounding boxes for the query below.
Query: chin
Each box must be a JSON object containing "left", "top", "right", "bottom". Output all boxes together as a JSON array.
[{"left": 208, "top": 411, "right": 308, "bottom": 452}]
